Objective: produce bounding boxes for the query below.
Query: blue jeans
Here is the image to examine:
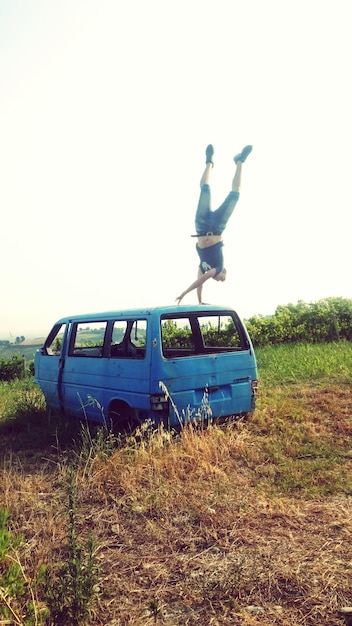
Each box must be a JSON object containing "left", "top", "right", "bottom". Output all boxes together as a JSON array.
[{"left": 195, "top": 184, "right": 240, "bottom": 235}]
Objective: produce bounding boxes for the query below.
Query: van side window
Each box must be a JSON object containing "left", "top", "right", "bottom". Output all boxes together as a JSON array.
[
  {"left": 69, "top": 322, "right": 107, "bottom": 357},
  {"left": 110, "top": 321, "right": 128, "bottom": 357},
  {"left": 110, "top": 319, "right": 147, "bottom": 359},
  {"left": 43, "top": 324, "right": 66, "bottom": 356}
]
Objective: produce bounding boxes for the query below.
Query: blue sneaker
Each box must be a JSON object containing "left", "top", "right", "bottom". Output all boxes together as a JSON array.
[
  {"left": 234, "top": 145, "right": 252, "bottom": 164},
  {"left": 205, "top": 144, "right": 214, "bottom": 165}
]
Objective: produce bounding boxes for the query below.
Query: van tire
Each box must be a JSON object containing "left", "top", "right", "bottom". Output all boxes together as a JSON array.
[{"left": 108, "top": 401, "right": 140, "bottom": 433}]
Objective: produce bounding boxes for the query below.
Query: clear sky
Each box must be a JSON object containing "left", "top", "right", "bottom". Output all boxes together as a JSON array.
[{"left": 1, "top": 0, "right": 351, "bottom": 337}]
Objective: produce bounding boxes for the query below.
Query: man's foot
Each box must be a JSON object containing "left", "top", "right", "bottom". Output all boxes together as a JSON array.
[
  {"left": 234, "top": 145, "right": 252, "bottom": 164},
  {"left": 206, "top": 144, "right": 214, "bottom": 165}
]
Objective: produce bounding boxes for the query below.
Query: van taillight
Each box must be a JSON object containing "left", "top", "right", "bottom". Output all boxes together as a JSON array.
[
  {"left": 151, "top": 394, "right": 169, "bottom": 411},
  {"left": 251, "top": 380, "right": 258, "bottom": 394}
]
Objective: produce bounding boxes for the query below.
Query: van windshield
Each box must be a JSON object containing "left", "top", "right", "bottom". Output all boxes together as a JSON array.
[{"left": 161, "top": 312, "right": 248, "bottom": 358}]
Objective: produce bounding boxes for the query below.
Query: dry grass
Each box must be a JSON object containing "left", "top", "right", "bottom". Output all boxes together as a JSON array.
[{"left": 1, "top": 383, "right": 352, "bottom": 625}]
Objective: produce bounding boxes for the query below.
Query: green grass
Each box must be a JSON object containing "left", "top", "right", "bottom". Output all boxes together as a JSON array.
[
  {"left": 0, "top": 379, "right": 45, "bottom": 420},
  {"left": 250, "top": 341, "right": 352, "bottom": 499},
  {"left": 256, "top": 340, "right": 352, "bottom": 386}
]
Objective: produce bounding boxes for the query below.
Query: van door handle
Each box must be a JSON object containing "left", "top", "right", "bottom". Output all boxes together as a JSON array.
[{"left": 207, "top": 386, "right": 219, "bottom": 392}]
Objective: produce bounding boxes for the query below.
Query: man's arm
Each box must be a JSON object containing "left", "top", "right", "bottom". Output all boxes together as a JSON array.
[
  {"left": 176, "top": 268, "right": 216, "bottom": 305},
  {"left": 196, "top": 267, "right": 204, "bottom": 304}
]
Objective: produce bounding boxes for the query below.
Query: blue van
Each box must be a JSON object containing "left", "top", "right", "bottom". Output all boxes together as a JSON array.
[{"left": 34, "top": 305, "right": 258, "bottom": 429}]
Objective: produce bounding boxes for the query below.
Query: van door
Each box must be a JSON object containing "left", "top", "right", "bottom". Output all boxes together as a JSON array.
[
  {"left": 154, "top": 310, "right": 257, "bottom": 426},
  {"left": 58, "top": 320, "right": 109, "bottom": 422},
  {"left": 59, "top": 318, "right": 150, "bottom": 424},
  {"left": 34, "top": 322, "right": 70, "bottom": 414}
]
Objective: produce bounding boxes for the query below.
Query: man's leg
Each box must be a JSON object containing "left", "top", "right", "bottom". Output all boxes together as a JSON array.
[
  {"left": 231, "top": 161, "right": 242, "bottom": 193},
  {"left": 232, "top": 145, "right": 252, "bottom": 191},
  {"left": 200, "top": 143, "right": 214, "bottom": 185},
  {"left": 212, "top": 145, "right": 252, "bottom": 232},
  {"left": 200, "top": 162, "right": 213, "bottom": 187},
  {"left": 195, "top": 145, "right": 214, "bottom": 234}
]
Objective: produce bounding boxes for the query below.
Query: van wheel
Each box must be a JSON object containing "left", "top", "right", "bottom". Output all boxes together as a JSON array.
[{"left": 108, "top": 402, "right": 140, "bottom": 433}]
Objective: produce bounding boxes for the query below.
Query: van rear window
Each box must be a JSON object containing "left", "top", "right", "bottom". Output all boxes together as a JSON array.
[{"left": 161, "top": 312, "right": 248, "bottom": 358}]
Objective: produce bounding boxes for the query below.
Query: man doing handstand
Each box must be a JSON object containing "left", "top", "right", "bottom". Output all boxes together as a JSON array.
[{"left": 176, "top": 143, "right": 252, "bottom": 305}]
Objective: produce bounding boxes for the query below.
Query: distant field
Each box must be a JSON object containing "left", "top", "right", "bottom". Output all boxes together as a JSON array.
[{"left": 0, "top": 340, "right": 44, "bottom": 361}]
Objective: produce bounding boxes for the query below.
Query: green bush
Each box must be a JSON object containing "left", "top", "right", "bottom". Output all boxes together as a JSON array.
[
  {"left": 0, "top": 354, "right": 26, "bottom": 382},
  {"left": 245, "top": 297, "right": 352, "bottom": 347},
  {"left": 0, "top": 508, "right": 48, "bottom": 625},
  {"left": 44, "top": 469, "right": 100, "bottom": 626},
  {"left": 160, "top": 298, "right": 352, "bottom": 350}
]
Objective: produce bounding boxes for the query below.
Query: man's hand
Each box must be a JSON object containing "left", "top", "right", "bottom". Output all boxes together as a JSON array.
[{"left": 175, "top": 293, "right": 185, "bottom": 305}]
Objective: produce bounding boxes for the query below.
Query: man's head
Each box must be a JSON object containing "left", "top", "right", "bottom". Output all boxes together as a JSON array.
[{"left": 214, "top": 269, "right": 227, "bottom": 282}]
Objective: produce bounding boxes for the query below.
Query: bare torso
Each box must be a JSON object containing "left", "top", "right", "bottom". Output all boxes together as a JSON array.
[{"left": 197, "top": 234, "right": 223, "bottom": 249}]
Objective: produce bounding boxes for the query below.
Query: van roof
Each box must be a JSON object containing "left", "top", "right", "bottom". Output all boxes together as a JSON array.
[{"left": 55, "top": 304, "right": 237, "bottom": 324}]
